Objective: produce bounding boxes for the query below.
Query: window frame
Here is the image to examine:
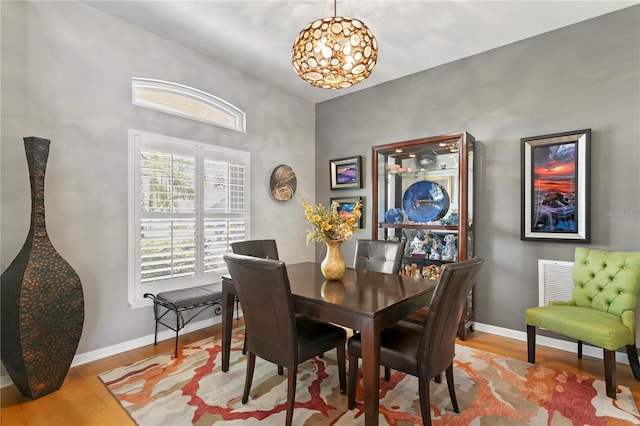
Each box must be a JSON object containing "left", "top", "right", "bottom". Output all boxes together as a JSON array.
[
  {"left": 128, "top": 129, "right": 250, "bottom": 308},
  {"left": 131, "top": 78, "right": 246, "bottom": 132}
]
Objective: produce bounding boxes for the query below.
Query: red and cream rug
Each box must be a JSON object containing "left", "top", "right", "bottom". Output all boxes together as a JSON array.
[{"left": 99, "top": 328, "right": 640, "bottom": 425}]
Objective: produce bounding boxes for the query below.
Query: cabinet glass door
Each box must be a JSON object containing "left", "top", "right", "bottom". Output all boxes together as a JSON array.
[{"left": 372, "top": 132, "right": 476, "bottom": 339}]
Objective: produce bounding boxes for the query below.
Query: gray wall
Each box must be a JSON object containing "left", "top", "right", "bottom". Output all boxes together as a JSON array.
[
  {"left": 1, "top": 0, "right": 316, "bottom": 366},
  {"left": 1, "top": 1, "right": 638, "bottom": 380},
  {"left": 316, "top": 6, "right": 640, "bottom": 332}
]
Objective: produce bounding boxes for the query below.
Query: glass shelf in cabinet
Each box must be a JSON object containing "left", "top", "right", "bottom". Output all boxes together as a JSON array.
[
  {"left": 378, "top": 223, "right": 458, "bottom": 232},
  {"left": 382, "top": 169, "right": 459, "bottom": 179}
]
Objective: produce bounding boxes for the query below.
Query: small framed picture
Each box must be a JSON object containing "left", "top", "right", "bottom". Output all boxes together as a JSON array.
[
  {"left": 521, "top": 129, "right": 591, "bottom": 242},
  {"left": 330, "top": 156, "right": 362, "bottom": 190},
  {"left": 330, "top": 196, "right": 364, "bottom": 229}
]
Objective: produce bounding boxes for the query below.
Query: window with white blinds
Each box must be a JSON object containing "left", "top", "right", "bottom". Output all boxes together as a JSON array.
[{"left": 129, "top": 130, "right": 250, "bottom": 307}]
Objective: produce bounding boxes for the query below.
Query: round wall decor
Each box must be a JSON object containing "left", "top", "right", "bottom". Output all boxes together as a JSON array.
[{"left": 270, "top": 164, "right": 297, "bottom": 202}]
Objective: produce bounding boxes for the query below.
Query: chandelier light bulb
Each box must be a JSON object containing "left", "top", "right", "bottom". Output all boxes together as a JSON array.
[{"left": 292, "top": 11, "right": 378, "bottom": 89}]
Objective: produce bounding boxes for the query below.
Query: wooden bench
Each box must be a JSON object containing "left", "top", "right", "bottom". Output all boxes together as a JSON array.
[{"left": 144, "top": 283, "right": 223, "bottom": 357}]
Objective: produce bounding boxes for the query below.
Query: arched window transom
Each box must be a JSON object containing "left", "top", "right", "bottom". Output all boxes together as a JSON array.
[{"left": 132, "top": 78, "right": 246, "bottom": 132}]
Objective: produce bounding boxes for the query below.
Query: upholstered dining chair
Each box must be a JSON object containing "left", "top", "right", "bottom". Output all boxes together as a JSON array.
[
  {"left": 347, "top": 257, "right": 484, "bottom": 426},
  {"left": 526, "top": 247, "right": 640, "bottom": 398},
  {"left": 223, "top": 253, "right": 347, "bottom": 426},
  {"left": 231, "top": 239, "right": 280, "bottom": 360},
  {"left": 231, "top": 239, "right": 279, "bottom": 261},
  {"left": 353, "top": 239, "right": 405, "bottom": 379},
  {"left": 353, "top": 239, "right": 405, "bottom": 275}
]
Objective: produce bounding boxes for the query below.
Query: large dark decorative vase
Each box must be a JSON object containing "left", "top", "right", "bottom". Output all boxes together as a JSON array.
[{"left": 0, "top": 137, "right": 84, "bottom": 399}]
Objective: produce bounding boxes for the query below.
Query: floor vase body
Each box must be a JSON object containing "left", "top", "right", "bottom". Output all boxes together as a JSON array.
[{"left": 0, "top": 137, "right": 84, "bottom": 399}]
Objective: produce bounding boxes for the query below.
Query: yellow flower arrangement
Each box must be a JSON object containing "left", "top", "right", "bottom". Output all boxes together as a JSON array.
[{"left": 303, "top": 200, "right": 362, "bottom": 244}]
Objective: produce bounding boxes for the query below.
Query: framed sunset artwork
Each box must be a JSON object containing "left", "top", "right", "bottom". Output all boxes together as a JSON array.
[
  {"left": 330, "top": 196, "right": 364, "bottom": 229},
  {"left": 521, "top": 129, "right": 591, "bottom": 242}
]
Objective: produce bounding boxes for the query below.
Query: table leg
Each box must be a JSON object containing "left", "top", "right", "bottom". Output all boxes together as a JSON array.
[
  {"left": 360, "top": 320, "right": 381, "bottom": 425},
  {"left": 221, "top": 286, "right": 235, "bottom": 372}
]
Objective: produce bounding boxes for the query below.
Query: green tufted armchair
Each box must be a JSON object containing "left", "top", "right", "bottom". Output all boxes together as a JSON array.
[{"left": 526, "top": 247, "right": 640, "bottom": 398}]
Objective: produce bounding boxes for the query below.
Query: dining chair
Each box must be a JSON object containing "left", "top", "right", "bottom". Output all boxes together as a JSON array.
[
  {"left": 231, "top": 239, "right": 280, "bottom": 361},
  {"left": 353, "top": 239, "right": 405, "bottom": 274},
  {"left": 347, "top": 257, "right": 484, "bottom": 426},
  {"left": 231, "top": 239, "right": 279, "bottom": 261},
  {"left": 353, "top": 239, "right": 405, "bottom": 379},
  {"left": 223, "top": 253, "right": 347, "bottom": 426},
  {"left": 526, "top": 248, "right": 640, "bottom": 398}
]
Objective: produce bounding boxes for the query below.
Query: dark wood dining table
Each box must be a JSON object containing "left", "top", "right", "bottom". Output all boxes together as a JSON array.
[{"left": 221, "top": 262, "right": 436, "bottom": 426}]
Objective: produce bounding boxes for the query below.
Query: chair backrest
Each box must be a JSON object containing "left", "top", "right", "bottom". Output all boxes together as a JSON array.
[
  {"left": 572, "top": 248, "right": 640, "bottom": 325},
  {"left": 223, "top": 253, "right": 297, "bottom": 368},
  {"left": 353, "top": 239, "right": 405, "bottom": 275},
  {"left": 231, "top": 239, "right": 279, "bottom": 260},
  {"left": 418, "top": 257, "right": 484, "bottom": 378}
]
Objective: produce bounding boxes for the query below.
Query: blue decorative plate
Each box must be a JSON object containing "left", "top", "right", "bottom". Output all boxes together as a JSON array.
[
  {"left": 402, "top": 181, "right": 450, "bottom": 223},
  {"left": 384, "top": 208, "right": 404, "bottom": 224}
]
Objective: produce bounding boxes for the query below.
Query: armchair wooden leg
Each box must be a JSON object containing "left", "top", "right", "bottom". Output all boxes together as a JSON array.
[
  {"left": 604, "top": 349, "right": 617, "bottom": 399},
  {"left": 527, "top": 325, "right": 536, "bottom": 363},
  {"left": 384, "top": 367, "right": 391, "bottom": 381},
  {"left": 578, "top": 340, "right": 583, "bottom": 359},
  {"left": 626, "top": 344, "right": 640, "bottom": 380}
]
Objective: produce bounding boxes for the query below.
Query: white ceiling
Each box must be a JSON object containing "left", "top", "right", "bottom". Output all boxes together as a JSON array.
[{"left": 86, "top": 0, "right": 639, "bottom": 104}]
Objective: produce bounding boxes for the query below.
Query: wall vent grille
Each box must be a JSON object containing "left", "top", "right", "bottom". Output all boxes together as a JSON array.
[{"left": 538, "top": 259, "right": 574, "bottom": 307}]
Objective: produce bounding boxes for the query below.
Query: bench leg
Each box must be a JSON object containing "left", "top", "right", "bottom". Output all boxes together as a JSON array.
[
  {"left": 174, "top": 311, "right": 182, "bottom": 358},
  {"left": 153, "top": 302, "right": 159, "bottom": 345}
]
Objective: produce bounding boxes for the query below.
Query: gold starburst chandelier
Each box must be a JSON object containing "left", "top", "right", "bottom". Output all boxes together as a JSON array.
[{"left": 292, "top": 0, "right": 378, "bottom": 89}]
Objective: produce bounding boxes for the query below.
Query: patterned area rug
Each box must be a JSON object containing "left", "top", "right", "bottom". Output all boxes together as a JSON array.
[{"left": 99, "top": 328, "right": 640, "bottom": 425}]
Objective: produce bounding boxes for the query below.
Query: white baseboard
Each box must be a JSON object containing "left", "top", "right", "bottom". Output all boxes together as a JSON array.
[
  {"left": 473, "top": 322, "right": 632, "bottom": 365},
  {"left": 0, "top": 316, "right": 222, "bottom": 389},
  {"left": 1, "top": 319, "right": 631, "bottom": 389}
]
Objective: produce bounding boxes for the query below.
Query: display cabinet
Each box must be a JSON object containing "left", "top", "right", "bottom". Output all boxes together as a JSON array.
[{"left": 372, "top": 132, "right": 475, "bottom": 339}]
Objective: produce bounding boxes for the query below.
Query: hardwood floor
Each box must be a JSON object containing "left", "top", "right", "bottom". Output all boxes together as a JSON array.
[{"left": 2, "top": 320, "right": 639, "bottom": 425}]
